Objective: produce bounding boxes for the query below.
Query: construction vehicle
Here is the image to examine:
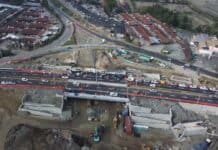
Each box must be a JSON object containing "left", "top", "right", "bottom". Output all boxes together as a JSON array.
[
  {"left": 92, "top": 125, "right": 105, "bottom": 142},
  {"left": 141, "top": 144, "right": 152, "bottom": 150},
  {"left": 160, "top": 80, "right": 166, "bottom": 85},
  {"left": 191, "top": 139, "right": 212, "bottom": 150},
  {"left": 113, "top": 116, "right": 118, "bottom": 129}
]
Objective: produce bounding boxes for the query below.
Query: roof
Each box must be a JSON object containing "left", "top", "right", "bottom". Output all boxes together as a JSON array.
[
  {"left": 22, "top": 29, "right": 41, "bottom": 35},
  {"left": 121, "top": 13, "right": 174, "bottom": 44}
]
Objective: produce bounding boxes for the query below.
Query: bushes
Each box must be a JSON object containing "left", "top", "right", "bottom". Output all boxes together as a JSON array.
[{"left": 194, "top": 22, "right": 218, "bottom": 37}]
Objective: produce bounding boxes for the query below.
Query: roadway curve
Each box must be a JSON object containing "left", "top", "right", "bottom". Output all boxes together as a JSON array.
[{"left": 0, "top": 44, "right": 121, "bottom": 65}]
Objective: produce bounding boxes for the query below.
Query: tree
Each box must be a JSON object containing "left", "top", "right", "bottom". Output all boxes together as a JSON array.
[
  {"left": 8, "top": 0, "right": 24, "bottom": 5},
  {"left": 172, "top": 13, "right": 179, "bottom": 27},
  {"left": 41, "top": 0, "right": 49, "bottom": 7},
  {"left": 104, "top": 0, "right": 117, "bottom": 14}
]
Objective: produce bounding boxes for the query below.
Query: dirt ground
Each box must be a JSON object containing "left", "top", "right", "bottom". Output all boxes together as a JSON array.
[
  {"left": 4, "top": 125, "right": 80, "bottom": 150},
  {"left": 0, "top": 87, "right": 218, "bottom": 149},
  {"left": 0, "top": 88, "right": 24, "bottom": 120},
  {"left": 17, "top": 48, "right": 124, "bottom": 70}
]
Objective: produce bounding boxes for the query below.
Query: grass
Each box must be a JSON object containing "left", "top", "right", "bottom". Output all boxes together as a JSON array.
[{"left": 63, "top": 36, "right": 77, "bottom": 46}]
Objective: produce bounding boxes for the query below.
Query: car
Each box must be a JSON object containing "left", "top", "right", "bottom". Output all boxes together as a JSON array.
[
  {"left": 149, "top": 84, "right": 156, "bottom": 88},
  {"left": 150, "top": 80, "right": 159, "bottom": 84},
  {"left": 41, "top": 79, "right": 48, "bottom": 82},
  {"left": 149, "top": 89, "right": 157, "bottom": 93},
  {"left": 209, "top": 87, "right": 217, "bottom": 92},
  {"left": 184, "top": 63, "right": 190, "bottom": 67},
  {"left": 1, "top": 81, "right": 15, "bottom": 84},
  {"left": 109, "top": 92, "right": 118, "bottom": 97},
  {"left": 167, "top": 82, "right": 178, "bottom": 87},
  {"left": 200, "top": 86, "right": 208, "bottom": 91},
  {"left": 61, "top": 75, "right": 69, "bottom": 79},
  {"left": 75, "top": 72, "right": 81, "bottom": 76},
  {"left": 189, "top": 84, "right": 198, "bottom": 89},
  {"left": 127, "top": 76, "right": 134, "bottom": 82},
  {"left": 21, "top": 78, "right": 28, "bottom": 81},
  {"left": 178, "top": 83, "right": 187, "bottom": 88}
]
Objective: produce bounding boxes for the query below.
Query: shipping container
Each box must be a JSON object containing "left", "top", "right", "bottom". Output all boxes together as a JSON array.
[{"left": 124, "top": 116, "right": 133, "bottom": 135}]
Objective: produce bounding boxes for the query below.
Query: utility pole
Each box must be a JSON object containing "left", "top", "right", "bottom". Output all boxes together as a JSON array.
[{"left": 92, "top": 49, "right": 97, "bottom": 83}]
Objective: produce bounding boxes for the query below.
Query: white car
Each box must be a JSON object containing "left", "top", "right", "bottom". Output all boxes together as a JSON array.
[
  {"left": 75, "top": 72, "right": 80, "bottom": 76},
  {"left": 21, "top": 78, "right": 28, "bottom": 81},
  {"left": 109, "top": 92, "right": 118, "bottom": 97},
  {"left": 178, "top": 83, "right": 187, "bottom": 88},
  {"left": 209, "top": 87, "right": 217, "bottom": 92},
  {"left": 200, "top": 86, "right": 208, "bottom": 91},
  {"left": 149, "top": 84, "right": 156, "bottom": 88},
  {"left": 149, "top": 89, "right": 157, "bottom": 93},
  {"left": 184, "top": 63, "right": 190, "bottom": 67},
  {"left": 61, "top": 75, "right": 69, "bottom": 79},
  {"left": 41, "top": 79, "right": 48, "bottom": 82},
  {"left": 151, "top": 80, "right": 159, "bottom": 84},
  {"left": 189, "top": 84, "right": 198, "bottom": 89},
  {"left": 127, "top": 76, "right": 134, "bottom": 82},
  {"left": 1, "top": 81, "right": 15, "bottom": 84}
]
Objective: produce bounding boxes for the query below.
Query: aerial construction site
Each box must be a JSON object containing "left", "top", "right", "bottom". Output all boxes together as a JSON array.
[{"left": 0, "top": 0, "right": 218, "bottom": 150}]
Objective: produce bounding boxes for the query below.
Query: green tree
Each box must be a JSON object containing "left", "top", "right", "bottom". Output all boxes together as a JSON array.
[
  {"left": 104, "top": 0, "right": 117, "bottom": 14},
  {"left": 9, "top": 0, "right": 24, "bottom": 5}
]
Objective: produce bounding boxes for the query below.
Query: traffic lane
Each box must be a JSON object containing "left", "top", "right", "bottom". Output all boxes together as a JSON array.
[
  {"left": 64, "top": 86, "right": 218, "bottom": 103},
  {"left": 70, "top": 72, "right": 126, "bottom": 80},
  {"left": 67, "top": 83, "right": 216, "bottom": 99},
  {"left": 156, "top": 84, "right": 217, "bottom": 95},
  {"left": 135, "top": 82, "right": 217, "bottom": 95},
  {"left": 0, "top": 78, "right": 66, "bottom": 86},
  {"left": 66, "top": 83, "right": 218, "bottom": 102},
  {"left": 0, "top": 70, "right": 63, "bottom": 78},
  {"left": 0, "top": 69, "right": 215, "bottom": 95},
  {"left": 68, "top": 76, "right": 126, "bottom": 83},
  {"left": 66, "top": 87, "right": 128, "bottom": 98},
  {"left": 66, "top": 83, "right": 126, "bottom": 92},
  {"left": 146, "top": 90, "right": 218, "bottom": 103}
]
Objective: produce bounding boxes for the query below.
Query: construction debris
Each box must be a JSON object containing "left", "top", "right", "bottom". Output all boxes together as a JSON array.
[
  {"left": 18, "top": 89, "right": 72, "bottom": 120},
  {"left": 128, "top": 104, "right": 172, "bottom": 130},
  {"left": 172, "top": 121, "right": 208, "bottom": 141}
]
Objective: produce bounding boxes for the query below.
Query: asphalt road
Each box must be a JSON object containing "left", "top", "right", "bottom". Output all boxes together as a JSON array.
[
  {"left": 65, "top": 83, "right": 218, "bottom": 105},
  {"left": 0, "top": 68, "right": 217, "bottom": 106},
  {"left": 0, "top": 68, "right": 217, "bottom": 95}
]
